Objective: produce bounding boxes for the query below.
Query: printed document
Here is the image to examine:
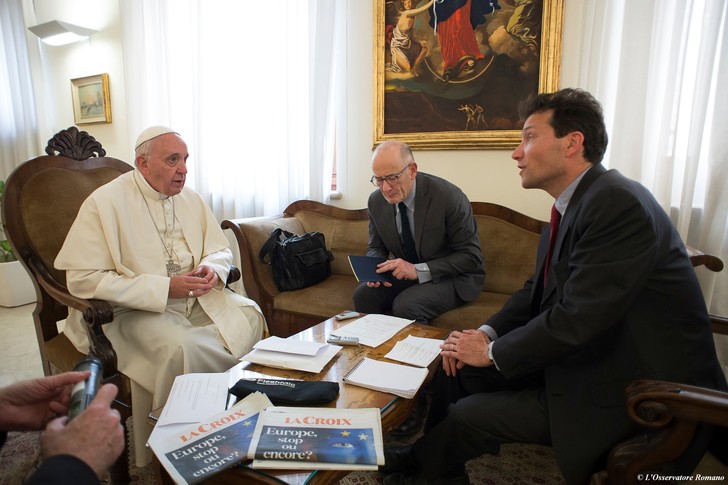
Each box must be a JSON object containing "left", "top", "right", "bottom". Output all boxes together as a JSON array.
[
  {"left": 156, "top": 373, "right": 230, "bottom": 427},
  {"left": 331, "top": 314, "right": 413, "bottom": 347},
  {"left": 384, "top": 335, "right": 444, "bottom": 367}
]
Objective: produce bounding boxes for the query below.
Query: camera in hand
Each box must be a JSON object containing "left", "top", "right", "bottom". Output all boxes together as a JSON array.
[{"left": 68, "top": 355, "right": 103, "bottom": 420}]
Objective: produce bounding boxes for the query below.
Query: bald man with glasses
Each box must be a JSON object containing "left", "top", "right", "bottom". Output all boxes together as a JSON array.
[{"left": 353, "top": 140, "right": 485, "bottom": 324}]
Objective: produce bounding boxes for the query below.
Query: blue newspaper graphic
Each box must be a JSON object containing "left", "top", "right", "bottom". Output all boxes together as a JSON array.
[
  {"left": 149, "top": 392, "right": 272, "bottom": 485},
  {"left": 249, "top": 406, "right": 384, "bottom": 470},
  {"left": 254, "top": 425, "right": 378, "bottom": 466},
  {"left": 164, "top": 413, "right": 260, "bottom": 484}
]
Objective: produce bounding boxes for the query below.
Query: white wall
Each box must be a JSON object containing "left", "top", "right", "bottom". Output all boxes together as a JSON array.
[
  {"left": 25, "top": 0, "right": 129, "bottom": 161},
  {"left": 24, "top": 0, "right": 586, "bottom": 221}
]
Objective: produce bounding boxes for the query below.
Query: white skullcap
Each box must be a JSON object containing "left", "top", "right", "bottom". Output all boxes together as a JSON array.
[{"left": 134, "top": 126, "right": 179, "bottom": 150}]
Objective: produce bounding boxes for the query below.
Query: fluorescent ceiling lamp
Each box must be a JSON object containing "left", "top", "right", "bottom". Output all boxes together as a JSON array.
[{"left": 28, "top": 20, "right": 96, "bottom": 46}]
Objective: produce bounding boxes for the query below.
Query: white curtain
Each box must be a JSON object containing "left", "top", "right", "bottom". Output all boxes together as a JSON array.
[
  {"left": 120, "top": 0, "right": 346, "bottom": 221},
  {"left": 576, "top": 0, "right": 728, "bottom": 372},
  {"left": 0, "top": 0, "right": 39, "bottom": 182}
]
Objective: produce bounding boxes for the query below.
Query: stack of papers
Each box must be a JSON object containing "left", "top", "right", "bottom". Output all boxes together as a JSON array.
[
  {"left": 240, "top": 336, "right": 342, "bottom": 373},
  {"left": 343, "top": 358, "right": 428, "bottom": 399},
  {"left": 331, "top": 314, "right": 413, "bottom": 347}
]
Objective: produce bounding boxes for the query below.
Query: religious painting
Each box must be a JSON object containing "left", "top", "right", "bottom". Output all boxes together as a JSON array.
[
  {"left": 374, "top": 0, "right": 563, "bottom": 149},
  {"left": 70, "top": 73, "right": 112, "bottom": 125}
]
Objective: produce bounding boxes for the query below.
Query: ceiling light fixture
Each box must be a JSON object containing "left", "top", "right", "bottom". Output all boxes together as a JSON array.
[{"left": 28, "top": 20, "right": 96, "bottom": 46}]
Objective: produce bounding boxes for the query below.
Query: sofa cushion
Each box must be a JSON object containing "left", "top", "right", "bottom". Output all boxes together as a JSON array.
[
  {"left": 430, "top": 291, "right": 512, "bottom": 332},
  {"left": 476, "top": 214, "right": 541, "bottom": 295},
  {"left": 273, "top": 274, "right": 359, "bottom": 317}
]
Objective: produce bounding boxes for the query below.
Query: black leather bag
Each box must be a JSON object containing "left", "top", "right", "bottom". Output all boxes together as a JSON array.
[{"left": 258, "top": 228, "right": 334, "bottom": 291}]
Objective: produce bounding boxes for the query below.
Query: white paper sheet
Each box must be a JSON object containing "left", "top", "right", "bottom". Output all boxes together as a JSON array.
[
  {"left": 155, "top": 373, "right": 230, "bottom": 427},
  {"left": 240, "top": 344, "right": 341, "bottom": 373},
  {"left": 330, "top": 314, "right": 413, "bottom": 347},
  {"left": 253, "top": 335, "right": 327, "bottom": 356},
  {"left": 384, "top": 335, "right": 444, "bottom": 367}
]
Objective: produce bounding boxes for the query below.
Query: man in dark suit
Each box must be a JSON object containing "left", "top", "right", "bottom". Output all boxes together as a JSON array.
[
  {"left": 382, "top": 89, "right": 727, "bottom": 485},
  {"left": 352, "top": 140, "right": 485, "bottom": 323}
]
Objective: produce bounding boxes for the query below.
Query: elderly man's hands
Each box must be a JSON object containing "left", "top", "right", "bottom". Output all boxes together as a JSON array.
[
  {"left": 440, "top": 329, "right": 493, "bottom": 376},
  {"left": 169, "top": 265, "right": 220, "bottom": 299}
]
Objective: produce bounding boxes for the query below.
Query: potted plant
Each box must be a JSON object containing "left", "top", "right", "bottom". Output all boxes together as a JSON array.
[{"left": 0, "top": 179, "right": 36, "bottom": 306}]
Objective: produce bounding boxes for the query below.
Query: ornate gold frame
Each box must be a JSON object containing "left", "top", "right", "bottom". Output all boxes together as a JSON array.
[
  {"left": 373, "top": 0, "right": 563, "bottom": 150},
  {"left": 70, "top": 73, "right": 112, "bottom": 125}
]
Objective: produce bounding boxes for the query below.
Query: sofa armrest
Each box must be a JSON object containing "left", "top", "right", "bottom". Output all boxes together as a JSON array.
[{"left": 221, "top": 215, "right": 306, "bottom": 325}]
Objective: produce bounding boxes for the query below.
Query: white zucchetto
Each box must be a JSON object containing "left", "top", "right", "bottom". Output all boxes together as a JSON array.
[{"left": 134, "top": 126, "right": 179, "bottom": 150}]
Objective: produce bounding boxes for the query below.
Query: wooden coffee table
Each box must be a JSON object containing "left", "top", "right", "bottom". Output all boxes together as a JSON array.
[{"left": 152, "top": 316, "right": 447, "bottom": 485}]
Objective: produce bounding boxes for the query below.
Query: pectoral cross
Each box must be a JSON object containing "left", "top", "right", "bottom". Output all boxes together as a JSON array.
[{"left": 167, "top": 260, "right": 182, "bottom": 277}]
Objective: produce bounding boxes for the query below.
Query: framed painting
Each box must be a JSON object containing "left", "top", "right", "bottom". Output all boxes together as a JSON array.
[
  {"left": 70, "top": 73, "right": 112, "bottom": 125},
  {"left": 374, "top": 0, "right": 563, "bottom": 150}
]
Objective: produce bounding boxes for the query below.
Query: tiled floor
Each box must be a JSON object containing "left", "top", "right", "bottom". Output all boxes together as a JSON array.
[{"left": 0, "top": 303, "right": 44, "bottom": 387}]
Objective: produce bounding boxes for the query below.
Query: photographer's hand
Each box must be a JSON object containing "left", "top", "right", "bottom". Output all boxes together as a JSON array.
[
  {"left": 41, "top": 383, "right": 124, "bottom": 478},
  {"left": 0, "top": 372, "right": 90, "bottom": 431}
]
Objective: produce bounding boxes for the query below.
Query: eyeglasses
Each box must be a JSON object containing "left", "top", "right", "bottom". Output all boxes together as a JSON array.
[{"left": 370, "top": 164, "right": 411, "bottom": 187}]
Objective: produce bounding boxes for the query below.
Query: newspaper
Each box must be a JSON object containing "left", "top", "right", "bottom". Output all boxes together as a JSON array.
[
  {"left": 248, "top": 406, "right": 384, "bottom": 470},
  {"left": 149, "top": 392, "right": 272, "bottom": 484}
]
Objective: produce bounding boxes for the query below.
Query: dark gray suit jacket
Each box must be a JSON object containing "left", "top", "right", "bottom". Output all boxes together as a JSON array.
[
  {"left": 486, "top": 164, "right": 727, "bottom": 484},
  {"left": 367, "top": 172, "right": 485, "bottom": 302}
]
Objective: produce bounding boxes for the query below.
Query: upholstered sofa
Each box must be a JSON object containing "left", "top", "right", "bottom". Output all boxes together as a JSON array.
[{"left": 222, "top": 200, "right": 547, "bottom": 337}]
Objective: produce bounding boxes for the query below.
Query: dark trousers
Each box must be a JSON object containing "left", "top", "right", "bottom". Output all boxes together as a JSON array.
[
  {"left": 352, "top": 278, "right": 463, "bottom": 323},
  {"left": 413, "top": 364, "right": 551, "bottom": 478}
]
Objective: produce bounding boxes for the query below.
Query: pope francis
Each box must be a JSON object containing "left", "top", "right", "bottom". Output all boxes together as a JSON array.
[{"left": 55, "top": 126, "right": 266, "bottom": 466}]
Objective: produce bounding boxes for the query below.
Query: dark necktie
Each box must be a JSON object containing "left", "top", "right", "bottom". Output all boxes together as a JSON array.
[
  {"left": 544, "top": 204, "right": 561, "bottom": 284},
  {"left": 398, "top": 202, "right": 419, "bottom": 263}
]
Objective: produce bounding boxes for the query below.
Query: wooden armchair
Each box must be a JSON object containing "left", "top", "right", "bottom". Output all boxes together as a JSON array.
[
  {"left": 1, "top": 127, "right": 133, "bottom": 483},
  {"left": 605, "top": 252, "right": 728, "bottom": 483}
]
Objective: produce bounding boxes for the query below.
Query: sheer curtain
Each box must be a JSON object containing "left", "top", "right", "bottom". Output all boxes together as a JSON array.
[
  {"left": 0, "top": 0, "right": 39, "bottom": 181},
  {"left": 575, "top": 0, "right": 728, "bottom": 371},
  {"left": 120, "top": 0, "right": 345, "bottom": 220}
]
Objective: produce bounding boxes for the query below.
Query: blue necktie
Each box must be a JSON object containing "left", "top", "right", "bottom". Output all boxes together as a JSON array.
[{"left": 398, "top": 202, "right": 419, "bottom": 263}]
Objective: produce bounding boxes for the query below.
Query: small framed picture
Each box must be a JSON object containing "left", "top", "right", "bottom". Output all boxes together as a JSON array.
[{"left": 70, "top": 73, "right": 112, "bottom": 125}]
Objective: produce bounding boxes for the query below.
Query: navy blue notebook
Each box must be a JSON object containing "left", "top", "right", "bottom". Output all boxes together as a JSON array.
[{"left": 348, "top": 255, "right": 394, "bottom": 283}]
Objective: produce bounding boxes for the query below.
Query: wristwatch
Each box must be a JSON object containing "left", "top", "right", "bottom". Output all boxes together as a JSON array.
[{"left": 487, "top": 343, "right": 494, "bottom": 363}]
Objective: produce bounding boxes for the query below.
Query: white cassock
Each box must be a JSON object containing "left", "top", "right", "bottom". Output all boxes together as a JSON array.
[{"left": 55, "top": 170, "right": 266, "bottom": 466}]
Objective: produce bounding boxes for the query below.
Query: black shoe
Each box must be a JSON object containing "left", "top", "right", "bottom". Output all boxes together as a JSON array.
[
  {"left": 383, "top": 470, "right": 470, "bottom": 485},
  {"left": 380, "top": 445, "right": 420, "bottom": 474},
  {"left": 389, "top": 395, "right": 426, "bottom": 438}
]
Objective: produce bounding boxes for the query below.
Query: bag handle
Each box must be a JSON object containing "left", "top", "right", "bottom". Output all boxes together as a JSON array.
[
  {"left": 259, "top": 228, "right": 282, "bottom": 264},
  {"left": 258, "top": 228, "right": 295, "bottom": 264}
]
